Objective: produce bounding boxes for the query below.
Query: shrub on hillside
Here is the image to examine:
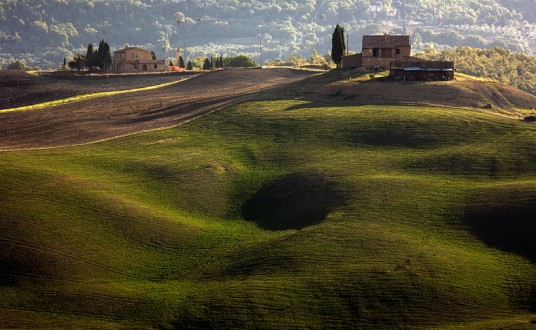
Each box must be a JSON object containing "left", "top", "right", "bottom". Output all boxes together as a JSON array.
[
  {"left": 228, "top": 54, "right": 257, "bottom": 68},
  {"left": 7, "top": 60, "right": 29, "bottom": 70}
]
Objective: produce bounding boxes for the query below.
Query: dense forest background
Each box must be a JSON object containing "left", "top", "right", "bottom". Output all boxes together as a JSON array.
[
  {"left": 0, "top": 0, "right": 535, "bottom": 70},
  {"left": 418, "top": 47, "right": 536, "bottom": 95}
]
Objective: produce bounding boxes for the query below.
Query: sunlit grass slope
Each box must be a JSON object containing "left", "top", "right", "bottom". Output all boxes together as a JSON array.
[{"left": 1, "top": 100, "right": 536, "bottom": 328}]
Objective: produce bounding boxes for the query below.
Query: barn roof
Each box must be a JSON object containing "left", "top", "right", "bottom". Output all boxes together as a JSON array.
[{"left": 363, "top": 35, "right": 410, "bottom": 48}]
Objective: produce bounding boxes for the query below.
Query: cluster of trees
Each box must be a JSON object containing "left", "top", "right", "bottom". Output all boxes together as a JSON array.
[
  {"left": 188, "top": 54, "right": 257, "bottom": 70},
  {"left": 5, "top": 60, "right": 31, "bottom": 70},
  {"left": 202, "top": 55, "right": 225, "bottom": 70},
  {"left": 264, "top": 50, "right": 330, "bottom": 68},
  {"left": 65, "top": 39, "right": 112, "bottom": 71},
  {"left": 412, "top": 26, "right": 530, "bottom": 53},
  {"left": 418, "top": 46, "right": 536, "bottom": 95},
  {"left": 0, "top": 0, "right": 533, "bottom": 69},
  {"left": 85, "top": 40, "right": 112, "bottom": 71}
]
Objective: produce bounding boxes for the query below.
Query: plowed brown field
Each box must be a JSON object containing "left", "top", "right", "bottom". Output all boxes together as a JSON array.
[{"left": 0, "top": 68, "right": 316, "bottom": 150}]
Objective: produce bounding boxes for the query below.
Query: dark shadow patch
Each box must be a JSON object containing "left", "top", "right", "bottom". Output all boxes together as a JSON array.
[
  {"left": 463, "top": 186, "right": 536, "bottom": 264},
  {"left": 408, "top": 152, "right": 507, "bottom": 177},
  {"left": 242, "top": 172, "right": 343, "bottom": 230},
  {"left": 222, "top": 253, "right": 300, "bottom": 278}
]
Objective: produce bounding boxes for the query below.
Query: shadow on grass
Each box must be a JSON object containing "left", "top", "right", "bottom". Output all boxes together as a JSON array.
[
  {"left": 242, "top": 172, "right": 344, "bottom": 231},
  {"left": 283, "top": 101, "right": 353, "bottom": 111},
  {"left": 463, "top": 186, "right": 536, "bottom": 265}
]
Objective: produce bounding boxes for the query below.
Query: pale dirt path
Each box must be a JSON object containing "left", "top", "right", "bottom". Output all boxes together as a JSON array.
[{"left": 0, "top": 68, "right": 315, "bottom": 150}]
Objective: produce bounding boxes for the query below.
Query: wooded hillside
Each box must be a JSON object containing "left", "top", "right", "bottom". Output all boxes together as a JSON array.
[
  {"left": 0, "top": 0, "right": 534, "bottom": 69},
  {"left": 419, "top": 47, "right": 536, "bottom": 96}
]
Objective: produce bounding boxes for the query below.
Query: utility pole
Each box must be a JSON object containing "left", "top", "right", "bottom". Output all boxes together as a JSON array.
[
  {"left": 346, "top": 33, "right": 349, "bottom": 56},
  {"left": 175, "top": 12, "right": 201, "bottom": 60},
  {"left": 259, "top": 37, "right": 263, "bottom": 68}
]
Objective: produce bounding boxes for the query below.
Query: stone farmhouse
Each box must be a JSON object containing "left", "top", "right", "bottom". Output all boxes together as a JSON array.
[
  {"left": 342, "top": 34, "right": 454, "bottom": 81},
  {"left": 362, "top": 35, "right": 411, "bottom": 69},
  {"left": 112, "top": 47, "right": 166, "bottom": 73}
]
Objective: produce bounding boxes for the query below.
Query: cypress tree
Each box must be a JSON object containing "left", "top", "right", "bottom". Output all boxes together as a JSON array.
[
  {"left": 186, "top": 60, "right": 193, "bottom": 70},
  {"left": 104, "top": 49, "right": 112, "bottom": 72},
  {"left": 96, "top": 39, "right": 111, "bottom": 71},
  {"left": 179, "top": 56, "right": 185, "bottom": 68},
  {"left": 331, "top": 24, "right": 346, "bottom": 68},
  {"left": 85, "top": 43, "right": 95, "bottom": 70},
  {"left": 203, "top": 58, "right": 211, "bottom": 70}
]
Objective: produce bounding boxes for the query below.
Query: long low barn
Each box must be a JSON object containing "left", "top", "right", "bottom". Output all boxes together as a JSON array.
[{"left": 390, "top": 60, "right": 455, "bottom": 81}]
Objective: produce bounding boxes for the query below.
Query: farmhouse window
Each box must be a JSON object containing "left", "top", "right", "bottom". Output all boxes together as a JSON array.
[
  {"left": 396, "top": 48, "right": 400, "bottom": 54},
  {"left": 373, "top": 48, "right": 379, "bottom": 57},
  {"left": 154, "top": 64, "right": 158, "bottom": 69}
]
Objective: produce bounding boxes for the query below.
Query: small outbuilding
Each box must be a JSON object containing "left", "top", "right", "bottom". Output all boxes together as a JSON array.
[
  {"left": 341, "top": 53, "right": 363, "bottom": 69},
  {"left": 390, "top": 60, "right": 455, "bottom": 81}
]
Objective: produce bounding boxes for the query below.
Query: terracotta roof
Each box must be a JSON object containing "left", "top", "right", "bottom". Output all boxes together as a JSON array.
[
  {"left": 363, "top": 35, "right": 410, "bottom": 48},
  {"left": 114, "top": 46, "right": 151, "bottom": 53},
  {"left": 118, "top": 59, "right": 165, "bottom": 65}
]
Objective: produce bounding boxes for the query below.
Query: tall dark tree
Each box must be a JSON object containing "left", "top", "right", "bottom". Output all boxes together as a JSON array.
[
  {"left": 203, "top": 57, "right": 211, "bottom": 70},
  {"left": 85, "top": 43, "right": 95, "bottom": 70},
  {"left": 96, "top": 39, "right": 111, "bottom": 71},
  {"left": 63, "top": 56, "right": 66, "bottom": 67},
  {"left": 104, "top": 49, "right": 112, "bottom": 72},
  {"left": 331, "top": 24, "right": 346, "bottom": 68},
  {"left": 179, "top": 56, "right": 185, "bottom": 68},
  {"left": 186, "top": 60, "right": 193, "bottom": 71},
  {"left": 151, "top": 51, "right": 156, "bottom": 60},
  {"left": 219, "top": 54, "right": 224, "bottom": 68}
]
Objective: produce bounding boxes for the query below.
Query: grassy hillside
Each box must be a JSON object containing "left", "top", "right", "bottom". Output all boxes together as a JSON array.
[
  {"left": 2, "top": 99, "right": 536, "bottom": 328},
  {"left": 272, "top": 69, "right": 536, "bottom": 116}
]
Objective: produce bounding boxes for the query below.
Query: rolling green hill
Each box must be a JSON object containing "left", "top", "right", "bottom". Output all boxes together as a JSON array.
[{"left": 2, "top": 78, "right": 536, "bottom": 328}]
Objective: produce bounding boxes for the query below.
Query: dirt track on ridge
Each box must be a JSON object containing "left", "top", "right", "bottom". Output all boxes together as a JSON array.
[{"left": 0, "top": 68, "right": 315, "bottom": 150}]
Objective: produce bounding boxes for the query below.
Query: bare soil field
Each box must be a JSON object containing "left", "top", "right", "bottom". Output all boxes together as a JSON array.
[
  {"left": 2, "top": 68, "right": 535, "bottom": 151},
  {"left": 0, "top": 68, "right": 315, "bottom": 150},
  {"left": 0, "top": 70, "right": 198, "bottom": 109}
]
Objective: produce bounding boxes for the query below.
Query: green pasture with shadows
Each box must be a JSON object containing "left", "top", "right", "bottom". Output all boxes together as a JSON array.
[{"left": 1, "top": 100, "right": 536, "bottom": 328}]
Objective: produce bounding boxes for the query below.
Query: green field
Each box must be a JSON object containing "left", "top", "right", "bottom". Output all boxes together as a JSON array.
[{"left": 1, "top": 99, "right": 536, "bottom": 328}]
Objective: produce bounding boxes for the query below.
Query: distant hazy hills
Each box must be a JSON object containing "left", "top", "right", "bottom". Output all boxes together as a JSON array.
[{"left": 0, "top": 0, "right": 534, "bottom": 69}]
